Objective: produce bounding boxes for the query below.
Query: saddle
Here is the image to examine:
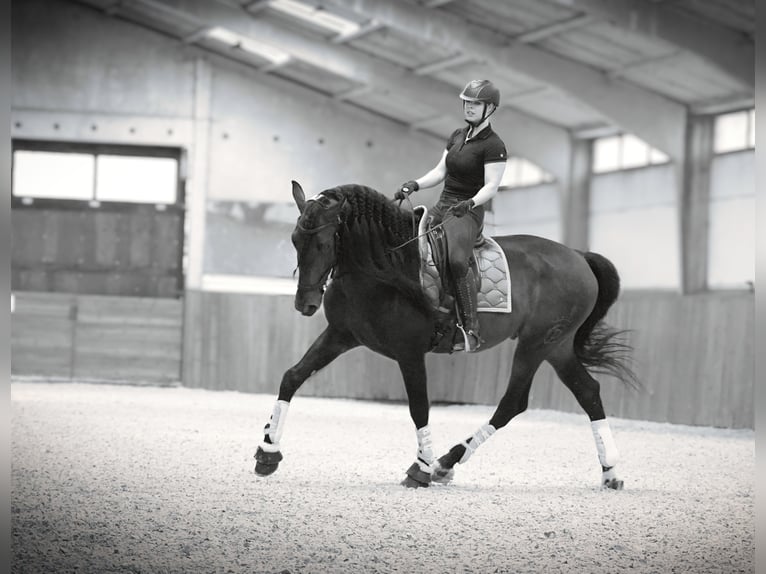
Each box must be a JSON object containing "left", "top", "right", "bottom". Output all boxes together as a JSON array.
[{"left": 414, "top": 206, "right": 512, "bottom": 352}]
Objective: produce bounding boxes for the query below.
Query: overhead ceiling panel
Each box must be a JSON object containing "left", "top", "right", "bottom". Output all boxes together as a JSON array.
[
  {"left": 671, "top": 0, "right": 755, "bottom": 35},
  {"left": 258, "top": 7, "right": 340, "bottom": 41},
  {"left": 429, "top": 61, "right": 541, "bottom": 98},
  {"left": 622, "top": 52, "right": 750, "bottom": 105},
  {"left": 508, "top": 88, "right": 609, "bottom": 129},
  {"left": 271, "top": 59, "right": 361, "bottom": 95},
  {"left": 347, "top": 89, "right": 439, "bottom": 125},
  {"left": 64, "top": 0, "right": 755, "bottom": 150},
  {"left": 347, "top": 27, "right": 450, "bottom": 70},
  {"left": 440, "top": 0, "right": 577, "bottom": 37},
  {"left": 115, "top": 0, "right": 201, "bottom": 37},
  {"left": 76, "top": 0, "right": 200, "bottom": 40},
  {"left": 539, "top": 21, "right": 677, "bottom": 72},
  {"left": 196, "top": 37, "right": 277, "bottom": 69}
]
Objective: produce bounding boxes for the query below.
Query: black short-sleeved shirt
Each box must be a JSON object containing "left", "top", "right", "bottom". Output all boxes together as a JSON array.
[{"left": 442, "top": 124, "right": 507, "bottom": 201}]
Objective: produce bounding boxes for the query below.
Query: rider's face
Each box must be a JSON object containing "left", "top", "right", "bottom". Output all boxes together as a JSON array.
[{"left": 463, "top": 100, "right": 486, "bottom": 123}]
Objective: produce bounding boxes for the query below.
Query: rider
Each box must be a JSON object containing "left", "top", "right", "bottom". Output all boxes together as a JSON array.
[{"left": 395, "top": 79, "right": 507, "bottom": 352}]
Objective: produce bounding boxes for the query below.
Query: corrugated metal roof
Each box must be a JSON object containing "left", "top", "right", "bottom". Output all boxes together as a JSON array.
[{"left": 65, "top": 0, "right": 754, "bottom": 141}]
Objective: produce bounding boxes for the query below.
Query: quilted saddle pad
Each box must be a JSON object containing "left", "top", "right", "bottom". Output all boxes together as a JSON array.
[{"left": 414, "top": 206, "right": 512, "bottom": 314}]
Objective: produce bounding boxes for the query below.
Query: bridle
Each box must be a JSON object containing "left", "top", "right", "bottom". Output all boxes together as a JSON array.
[{"left": 294, "top": 195, "right": 346, "bottom": 292}]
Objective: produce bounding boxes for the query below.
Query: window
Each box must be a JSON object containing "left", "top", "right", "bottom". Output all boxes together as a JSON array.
[
  {"left": 13, "top": 151, "right": 95, "bottom": 200},
  {"left": 714, "top": 109, "right": 755, "bottom": 154},
  {"left": 96, "top": 155, "right": 177, "bottom": 203},
  {"left": 589, "top": 155, "right": 679, "bottom": 289},
  {"left": 12, "top": 143, "right": 179, "bottom": 204},
  {"left": 707, "top": 137, "right": 755, "bottom": 289},
  {"left": 500, "top": 157, "right": 555, "bottom": 189},
  {"left": 592, "top": 134, "right": 669, "bottom": 173}
]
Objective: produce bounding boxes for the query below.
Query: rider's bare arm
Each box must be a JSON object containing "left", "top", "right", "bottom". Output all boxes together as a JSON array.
[
  {"left": 470, "top": 161, "right": 506, "bottom": 207},
  {"left": 414, "top": 150, "right": 448, "bottom": 190}
]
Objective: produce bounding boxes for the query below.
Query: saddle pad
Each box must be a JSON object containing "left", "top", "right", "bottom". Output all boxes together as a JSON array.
[
  {"left": 474, "top": 237, "right": 512, "bottom": 313},
  {"left": 415, "top": 206, "right": 512, "bottom": 314}
]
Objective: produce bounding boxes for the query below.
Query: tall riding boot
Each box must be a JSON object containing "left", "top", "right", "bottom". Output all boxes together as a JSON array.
[{"left": 454, "top": 267, "right": 481, "bottom": 352}]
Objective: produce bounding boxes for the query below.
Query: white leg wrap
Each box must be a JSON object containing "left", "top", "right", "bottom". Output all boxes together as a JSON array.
[
  {"left": 260, "top": 400, "right": 290, "bottom": 452},
  {"left": 459, "top": 423, "right": 496, "bottom": 464},
  {"left": 591, "top": 419, "right": 619, "bottom": 468},
  {"left": 416, "top": 425, "right": 435, "bottom": 472}
]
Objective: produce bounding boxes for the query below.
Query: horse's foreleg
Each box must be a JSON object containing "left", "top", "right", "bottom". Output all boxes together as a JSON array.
[
  {"left": 432, "top": 343, "right": 545, "bottom": 484},
  {"left": 254, "top": 327, "right": 357, "bottom": 476},
  {"left": 548, "top": 350, "right": 623, "bottom": 490},
  {"left": 396, "top": 355, "right": 435, "bottom": 488}
]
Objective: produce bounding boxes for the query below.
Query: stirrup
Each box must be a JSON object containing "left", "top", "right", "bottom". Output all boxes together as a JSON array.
[
  {"left": 465, "top": 329, "right": 481, "bottom": 352},
  {"left": 453, "top": 326, "right": 481, "bottom": 352}
]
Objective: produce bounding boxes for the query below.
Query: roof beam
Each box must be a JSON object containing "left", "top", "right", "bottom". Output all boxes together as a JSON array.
[
  {"left": 412, "top": 53, "right": 473, "bottom": 76},
  {"left": 424, "top": 0, "right": 456, "bottom": 7},
  {"left": 514, "top": 14, "right": 597, "bottom": 43},
  {"left": 242, "top": 0, "right": 271, "bottom": 15},
  {"left": 331, "top": 19, "right": 383, "bottom": 43},
  {"left": 322, "top": 0, "right": 686, "bottom": 160},
  {"left": 147, "top": 0, "right": 572, "bottom": 178},
  {"left": 548, "top": 0, "right": 754, "bottom": 89},
  {"left": 332, "top": 85, "right": 373, "bottom": 101},
  {"left": 606, "top": 50, "right": 682, "bottom": 80}
]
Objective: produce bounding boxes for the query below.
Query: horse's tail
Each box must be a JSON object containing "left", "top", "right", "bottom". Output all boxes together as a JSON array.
[{"left": 574, "top": 251, "right": 641, "bottom": 390}]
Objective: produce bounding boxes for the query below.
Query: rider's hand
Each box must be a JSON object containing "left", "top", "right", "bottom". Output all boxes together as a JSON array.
[
  {"left": 448, "top": 199, "right": 475, "bottom": 217},
  {"left": 394, "top": 180, "right": 419, "bottom": 201}
]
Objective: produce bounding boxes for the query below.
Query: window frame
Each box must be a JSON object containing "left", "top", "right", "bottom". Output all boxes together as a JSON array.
[
  {"left": 712, "top": 108, "right": 756, "bottom": 156},
  {"left": 11, "top": 139, "right": 185, "bottom": 207},
  {"left": 592, "top": 133, "right": 669, "bottom": 174}
]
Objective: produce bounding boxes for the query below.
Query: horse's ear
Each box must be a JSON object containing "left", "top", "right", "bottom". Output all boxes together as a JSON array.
[{"left": 292, "top": 180, "right": 306, "bottom": 214}]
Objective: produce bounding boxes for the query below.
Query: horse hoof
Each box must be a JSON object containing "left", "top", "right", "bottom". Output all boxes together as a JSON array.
[
  {"left": 254, "top": 446, "right": 283, "bottom": 476},
  {"left": 431, "top": 463, "right": 455, "bottom": 485},
  {"left": 401, "top": 475, "right": 428, "bottom": 488},
  {"left": 401, "top": 462, "right": 431, "bottom": 488},
  {"left": 255, "top": 461, "right": 280, "bottom": 476},
  {"left": 602, "top": 478, "right": 624, "bottom": 490}
]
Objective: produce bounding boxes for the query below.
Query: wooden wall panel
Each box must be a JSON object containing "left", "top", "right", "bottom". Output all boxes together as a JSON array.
[
  {"left": 74, "top": 296, "right": 183, "bottom": 382},
  {"left": 12, "top": 203, "right": 183, "bottom": 298},
  {"left": 11, "top": 292, "right": 183, "bottom": 383},
  {"left": 11, "top": 293, "right": 76, "bottom": 377},
  {"left": 183, "top": 290, "right": 754, "bottom": 428}
]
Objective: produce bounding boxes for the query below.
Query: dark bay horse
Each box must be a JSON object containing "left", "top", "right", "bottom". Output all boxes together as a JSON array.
[{"left": 255, "top": 181, "right": 638, "bottom": 489}]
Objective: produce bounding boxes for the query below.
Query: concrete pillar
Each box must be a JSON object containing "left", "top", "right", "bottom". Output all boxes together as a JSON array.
[
  {"left": 185, "top": 57, "right": 212, "bottom": 290},
  {"left": 561, "top": 138, "right": 592, "bottom": 250},
  {"left": 680, "top": 114, "right": 714, "bottom": 293}
]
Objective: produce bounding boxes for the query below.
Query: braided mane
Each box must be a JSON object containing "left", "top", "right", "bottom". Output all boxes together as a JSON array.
[{"left": 321, "top": 184, "right": 432, "bottom": 314}]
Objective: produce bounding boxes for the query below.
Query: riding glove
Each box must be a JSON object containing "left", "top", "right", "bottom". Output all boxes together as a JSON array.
[
  {"left": 448, "top": 199, "right": 475, "bottom": 217},
  {"left": 394, "top": 180, "right": 419, "bottom": 200}
]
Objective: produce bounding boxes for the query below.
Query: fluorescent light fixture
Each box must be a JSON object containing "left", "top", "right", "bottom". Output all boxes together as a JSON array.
[
  {"left": 206, "top": 26, "right": 291, "bottom": 65},
  {"left": 270, "top": 0, "right": 360, "bottom": 36}
]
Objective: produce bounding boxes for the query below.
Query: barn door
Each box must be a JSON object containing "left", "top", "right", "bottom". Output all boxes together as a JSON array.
[{"left": 11, "top": 140, "right": 185, "bottom": 382}]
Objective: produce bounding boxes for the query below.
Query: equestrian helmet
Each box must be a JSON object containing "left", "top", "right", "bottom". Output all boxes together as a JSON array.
[{"left": 459, "top": 80, "right": 500, "bottom": 107}]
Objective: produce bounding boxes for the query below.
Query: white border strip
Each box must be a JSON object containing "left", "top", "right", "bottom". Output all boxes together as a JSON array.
[{"left": 201, "top": 274, "right": 297, "bottom": 295}]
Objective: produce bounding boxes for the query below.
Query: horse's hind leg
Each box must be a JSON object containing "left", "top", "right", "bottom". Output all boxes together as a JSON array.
[
  {"left": 433, "top": 341, "right": 546, "bottom": 483},
  {"left": 547, "top": 347, "right": 623, "bottom": 490},
  {"left": 254, "top": 326, "right": 357, "bottom": 476}
]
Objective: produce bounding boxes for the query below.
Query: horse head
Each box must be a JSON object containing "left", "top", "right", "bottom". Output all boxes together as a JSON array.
[{"left": 291, "top": 180, "right": 346, "bottom": 316}]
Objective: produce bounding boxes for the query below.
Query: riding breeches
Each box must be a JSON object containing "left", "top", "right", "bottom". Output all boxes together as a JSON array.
[{"left": 429, "top": 197, "right": 484, "bottom": 278}]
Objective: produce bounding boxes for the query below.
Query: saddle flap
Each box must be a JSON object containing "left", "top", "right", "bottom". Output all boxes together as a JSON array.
[
  {"left": 414, "top": 205, "right": 511, "bottom": 314},
  {"left": 414, "top": 206, "right": 446, "bottom": 311}
]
